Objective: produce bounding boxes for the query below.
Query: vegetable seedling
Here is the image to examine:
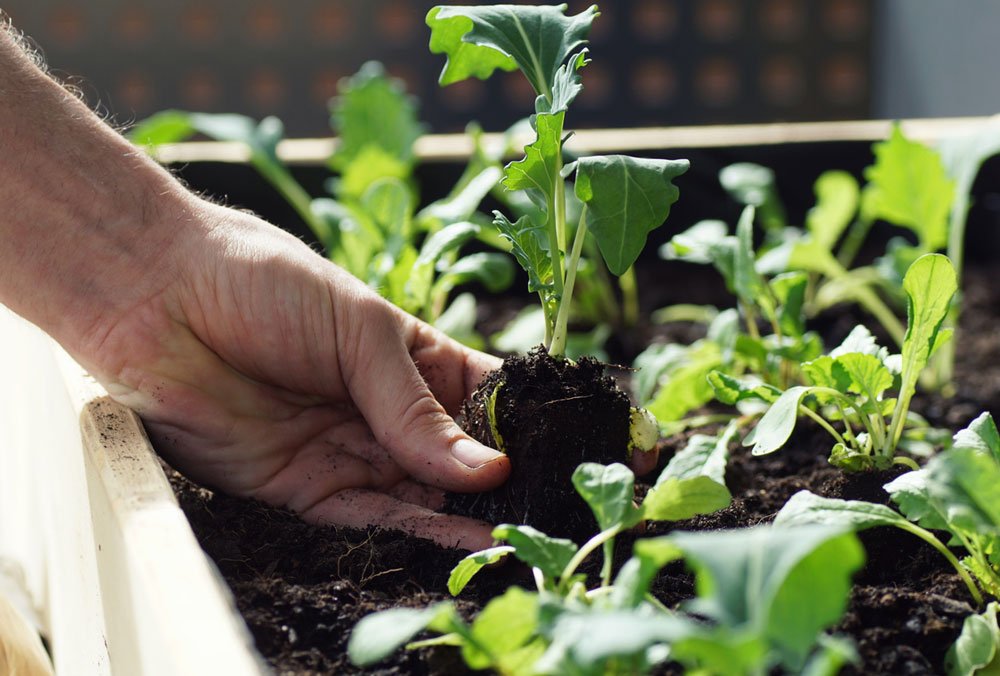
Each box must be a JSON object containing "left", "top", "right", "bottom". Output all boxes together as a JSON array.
[{"left": 427, "top": 3, "right": 688, "bottom": 357}]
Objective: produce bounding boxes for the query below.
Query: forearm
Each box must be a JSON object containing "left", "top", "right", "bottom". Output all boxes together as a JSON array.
[{"left": 0, "top": 23, "right": 195, "bottom": 351}]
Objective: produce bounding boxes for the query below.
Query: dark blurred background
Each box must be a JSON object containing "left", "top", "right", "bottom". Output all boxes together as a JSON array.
[{"left": 4, "top": 0, "right": 879, "bottom": 135}]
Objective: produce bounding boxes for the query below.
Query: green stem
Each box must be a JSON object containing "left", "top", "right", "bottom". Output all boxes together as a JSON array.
[
  {"left": 559, "top": 523, "right": 621, "bottom": 590},
  {"left": 619, "top": 266, "right": 639, "bottom": 327},
  {"left": 892, "top": 456, "right": 920, "bottom": 471},
  {"left": 901, "top": 523, "right": 982, "bottom": 605},
  {"left": 836, "top": 216, "right": 874, "bottom": 269},
  {"left": 252, "top": 155, "right": 335, "bottom": 248},
  {"left": 854, "top": 286, "right": 906, "bottom": 348},
  {"left": 799, "top": 405, "right": 847, "bottom": 448},
  {"left": 550, "top": 208, "right": 588, "bottom": 357}
]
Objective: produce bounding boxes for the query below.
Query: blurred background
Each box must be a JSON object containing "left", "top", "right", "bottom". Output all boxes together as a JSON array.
[{"left": 4, "top": 0, "right": 996, "bottom": 137}]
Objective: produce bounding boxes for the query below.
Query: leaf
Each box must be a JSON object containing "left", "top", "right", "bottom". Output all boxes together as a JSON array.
[
  {"left": 129, "top": 109, "right": 197, "bottom": 146},
  {"left": 338, "top": 146, "right": 411, "bottom": 200},
  {"left": 418, "top": 166, "right": 503, "bottom": 227},
  {"left": 774, "top": 490, "right": 917, "bottom": 532},
  {"left": 864, "top": 124, "right": 955, "bottom": 251},
  {"left": 801, "top": 356, "right": 852, "bottom": 393},
  {"left": 657, "top": 422, "right": 738, "bottom": 487},
  {"left": 643, "top": 476, "right": 732, "bottom": 522},
  {"left": 407, "top": 221, "right": 480, "bottom": 305},
  {"left": 670, "top": 524, "right": 865, "bottom": 670},
  {"left": 946, "top": 602, "right": 1000, "bottom": 676},
  {"left": 571, "top": 463, "right": 640, "bottom": 531},
  {"left": 807, "top": 171, "right": 860, "bottom": 252},
  {"left": 662, "top": 220, "right": 738, "bottom": 291},
  {"left": 830, "top": 324, "right": 887, "bottom": 359},
  {"left": 708, "top": 371, "right": 782, "bottom": 406},
  {"left": 494, "top": 212, "right": 553, "bottom": 294},
  {"left": 770, "top": 271, "right": 809, "bottom": 337},
  {"left": 897, "top": 254, "right": 958, "bottom": 410},
  {"left": 719, "top": 162, "right": 786, "bottom": 232},
  {"left": 502, "top": 111, "right": 565, "bottom": 211},
  {"left": 448, "top": 546, "right": 515, "bottom": 596},
  {"left": 610, "top": 537, "right": 684, "bottom": 609},
  {"left": 330, "top": 61, "right": 423, "bottom": 171},
  {"left": 463, "top": 587, "right": 539, "bottom": 670},
  {"left": 573, "top": 155, "right": 690, "bottom": 276},
  {"left": 954, "top": 412, "right": 1000, "bottom": 465},
  {"left": 632, "top": 342, "right": 693, "bottom": 405},
  {"left": 835, "top": 353, "right": 894, "bottom": 410},
  {"left": 492, "top": 524, "right": 578, "bottom": 579},
  {"left": 733, "top": 205, "right": 767, "bottom": 305},
  {"left": 646, "top": 341, "right": 722, "bottom": 423},
  {"left": 434, "top": 293, "right": 485, "bottom": 350},
  {"left": 348, "top": 603, "right": 455, "bottom": 666},
  {"left": 743, "top": 386, "right": 815, "bottom": 456},
  {"left": 427, "top": 4, "right": 598, "bottom": 102},
  {"left": 436, "top": 252, "right": 516, "bottom": 295}
]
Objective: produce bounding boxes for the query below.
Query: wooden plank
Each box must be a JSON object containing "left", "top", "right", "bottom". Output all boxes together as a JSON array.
[{"left": 147, "top": 116, "right": 998, "bottom": 166}]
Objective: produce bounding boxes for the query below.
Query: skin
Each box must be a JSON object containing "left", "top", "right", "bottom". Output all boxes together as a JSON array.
[{"left": 0, "top": 23, "right": 656, "bottom": 552}]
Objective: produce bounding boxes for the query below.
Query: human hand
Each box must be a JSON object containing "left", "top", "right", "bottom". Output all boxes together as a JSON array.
[{"left": 74, "top": 199, "right": 512, "bottom": 550}]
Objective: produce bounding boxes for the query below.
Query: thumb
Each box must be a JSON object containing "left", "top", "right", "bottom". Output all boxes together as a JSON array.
[{"left": 345, "top": 318, "right": 510, "bottom": 492}]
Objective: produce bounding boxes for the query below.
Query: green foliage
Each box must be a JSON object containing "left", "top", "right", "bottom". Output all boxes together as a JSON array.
[
  {"left": 947, "top": 602, "right": 1000, "bottom": 676},
  {"left": 131, "top": 63, "right": 514, "bottom": 346},
  {"left": 428, "top": 2, "right": 688, "bottom": 356},
  {"left": 740, "top": 254, "right": 957, "bottom": 470}
]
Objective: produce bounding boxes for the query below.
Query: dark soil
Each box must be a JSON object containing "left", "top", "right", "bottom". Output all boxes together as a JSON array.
[
  {"left": 168, "top": 265, "right": 1000, "bottom": 675},
  {"left": 444, "top": 346, "right": 631, "bottom": 543}
]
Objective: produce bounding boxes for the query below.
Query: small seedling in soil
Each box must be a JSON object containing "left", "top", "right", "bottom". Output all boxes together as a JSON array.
[
  {"left": 426, "top": 3, "right": 688, "bottom": 542},
  {"left": 350, "top": 460, "right": 863, "bottom": 675}
]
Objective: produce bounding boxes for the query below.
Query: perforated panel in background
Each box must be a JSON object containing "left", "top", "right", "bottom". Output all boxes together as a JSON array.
[{"left": 3, "top": 1, "right": 871, "bottom": 136}]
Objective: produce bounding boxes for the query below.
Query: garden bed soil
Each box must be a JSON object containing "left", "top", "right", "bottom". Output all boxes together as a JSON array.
[{"left": 168, "top": 265, "right": 1000, "bottom": 675}]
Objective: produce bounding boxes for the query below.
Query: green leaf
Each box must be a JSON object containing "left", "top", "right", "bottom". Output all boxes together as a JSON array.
[
  {"left": 407, "top": 221, "right": 480, "bottom": 306},
  {"left": 427, "top": 4, "right": 598, "bottom": 102},
  {"left": 708, "top": 371, "right": 782, "bottom": 406},
  {"left": 434, "top": 293, "right": 485, "bottom": 350},
  {"left": 743, "top": 386, "right": 815, "bottom": 455},
  {"left": 835, "top": 353, "right": 893, "bottom": 410},
  {"left": 719, "top": 162, "right": 786, "bottom": 232},
  {"left": 954, "top": 412, "right": 1000, "bottom": 465},
  {"left": 670, "top": 525, "right": 865, "bottom": 670},
  {"left": 571, "top": 463, "right": 640, "bottom": 531},
  {"left": 657, "top": 421, "right": 738, "bottom": 487},
  {"left": 436, "top": 252, "right": 516, "bottom": 295},
  {"left": 494, "top": 212, "right": 553, "bottom": 295},
  {"left": 418, "top": 166, "right": 503, "bottom": 227},
  {"left": 946, "top": 602, "right": 1000, "bottom": 676},
  {"left": 573, "top": 155, "right": 690, "bottom": 276},
  {"left": 610, "top": 537, "right": 684, "bottom": 609},
  {"left": 643, "top": 476, "right": 731, "bottom": 522},
  {"left": 864, "top": 124, "right": 955, "bottom": 251},
  {"left": 339, "top": 146, "right": 411, "bottom": 200},
  {"left": 448, "top": 545, "right": 515, "bottom": 596},
  {"left": 129, "top": 109, "right": 196, "bottom": 146},
  {"left": 330, "top": 61, "right": 423, "bottom": 171},
  {"left": 492, "top": 524, "right": 578, "bottom": 579},
  {"left": 830, "top": 324, "right": 888, "bottom": 359},
  {"left": 348, "top": 603, "right": 455, "bottom": 666},
  {"left": 661, "top": 220, "right": 738, "bottom": 291},
  {"left": 463, "top": 586, "right": 539, "bottom": 671},
  {"left": 646, "top": 342, "right": 722, "bottom": 423},
  {"left": 770, "top": 271, "right": 809, "bottom": 337},
  {"left": 774, "top": 490, "right": 916, "bottom": 532},
  {"left": 807, "top": 171, "right": 860, "bottom": 252},
  {"left": 801, "top": 356, "right": 852, "bottom": 393},
  {"left": 502, "top": 111, "right": 565, "bottom": 210}
]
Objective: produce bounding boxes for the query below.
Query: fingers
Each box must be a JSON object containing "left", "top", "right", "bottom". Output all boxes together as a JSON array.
[
  {"left": 341, "top": 303, "right": 510, "bottom": 493},
  {"left": 302, "top": 489, "right": 497, "bottom": 551}
]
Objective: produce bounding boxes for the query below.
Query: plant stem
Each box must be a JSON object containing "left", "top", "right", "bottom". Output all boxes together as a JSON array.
[
  {"left": 799, "top": 406, "right": 847, "bottom": 448},
  {"left": 854, "top": 286, "right": 906, "bottom": 348},
  {"left": 252, "top": 155, "right": 336, "bottom": 248},
  {"left": 619, "top": 266, "right": 639, "bottom": 327},
  {"left": 550, "top": 208, "right": 589, "bottom": 357},
  {"left": 559, "top": 523, "right": 621, "bottom": 589},
  {"left": 902, "top": 523, "right": 982, "bottom": 605},
  {"left": 836, "top": 216, "right": 874, "bottom": 269}
]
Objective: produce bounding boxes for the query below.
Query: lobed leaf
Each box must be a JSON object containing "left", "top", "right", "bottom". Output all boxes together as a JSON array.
[
  {"left": 494, "top": 212, "right": 553, "bottom": 294},
  {"left": 806, "top": 170, "right": 860, "bottom": 252},
  {"left": 502, "top": 111, "right": 565, "bottom": 210},
  {"left": 427, "top": 4, "right": 597, "bottom": 102},
  {"left": 708, "top": 371, "right": 782, "bottom": 406},
  {"left": 574, "top": 155, "right": 690, "bottom": 276}
]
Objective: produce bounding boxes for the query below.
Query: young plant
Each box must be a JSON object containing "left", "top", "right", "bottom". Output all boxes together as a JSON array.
[
  {"left": 427, "top": 4, "right": 688, "bottom": 357},
  {"left": 947, "top": 602, "right": 1000, "bottom": 676},
  {"left": 350, "top": 435, "right": 862, "bottom": 675},
  {"left": 775, "top": 410, "right": 1000, "bottom": 607},
  {"left": 130, "top": 62, "right": 514, "bottom": 347},
  {"left": 735, "top": 253, "right": 957, "bottom": 471}
]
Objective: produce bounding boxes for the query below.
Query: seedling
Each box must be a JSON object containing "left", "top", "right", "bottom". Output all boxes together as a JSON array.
[
  {"left": 732, "top": 253, "right": 957, "bottom": 471},
  {"left": 427, "top": 3, "right": 688, "bottom": 357},
  {"left": 130, "top": 63, "right": 514, "bottom": 347},
  {"left": 350, "top": 438, "right": 863, "bottom": 675}
]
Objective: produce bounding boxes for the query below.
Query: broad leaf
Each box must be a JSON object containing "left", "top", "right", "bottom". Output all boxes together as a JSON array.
[
  {"left": 448, "top": 545, "right": 515, "bottom": 596},
  {"left": 670, "top": 525, "right": 864, "bottom": 670},
  {"left": 708, "top": 372, "right": 782, "bottom": 406},
  {"left": 864, "top": 124, "right": 955, "bottom": 251},
  {"left": 571, "top": 463, "right": 640, "bottom": 531},
  {"left": 946, "top": 602, "right": 1000, "bottom": 676},
  {"left": 418, "top": 166, "right": 503, "bottom": 226},
  {"left": 436, "top": 252, "right": 516, "bottom": 295},
  {"left": 330, "top": 62, "right": 423, "bottom": 171},
  {"left": 348, "top": 603, "right": 455, "bottom": 666},
  {"left": 743, "top": 386, "right": 815, "bottom": 455},
  {"left": 830, "top": 324, "right": 887, "bottom": 359},
  {"left": 774, "top": 490, "right": 914, "bottom": 532},
  {"left": 835, "top": 353, "right": 893, "bottom": 410},
  {"left": 662, "top": 220, "right": 738, "bottom": 291},
  {"left": 407, "top": 221, "right": 480, "bottom": 304},
  {"left": 643, "top": 476, "right": 732, "bottom": 522},
  {"left": 647, "top": 341, "right": 722, "bottom": 423},
  {"left": 770, "top": 271, "right": 809, "bottom": 337},
  {"left": 610, "top": 537, "right": 684, "bottom": 609},
  {"left": 954, "top": 412, "right": 1000, "bottom": 465},
  {"left": 806, "top": 171, "right": 859, "bottom": 252},
  {"left": 463, "top": 586, "right": 539, "bottom": 670},
  {"left": 492, "top": 524, "right": 578, "bottom": 579},
  {"left": 427, "top": 4, "right": 597, "bottom": 102},
  {"left": 657, "top": 422, "right": 738, "bottom": 487},
  {"left": 574, "top": 155, "right": 690, "bottom": 276}
]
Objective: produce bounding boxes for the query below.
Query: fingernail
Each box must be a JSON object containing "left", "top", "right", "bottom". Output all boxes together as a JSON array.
[{"left": 452, "top": 438, "right": 503, "bottom": 469}]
